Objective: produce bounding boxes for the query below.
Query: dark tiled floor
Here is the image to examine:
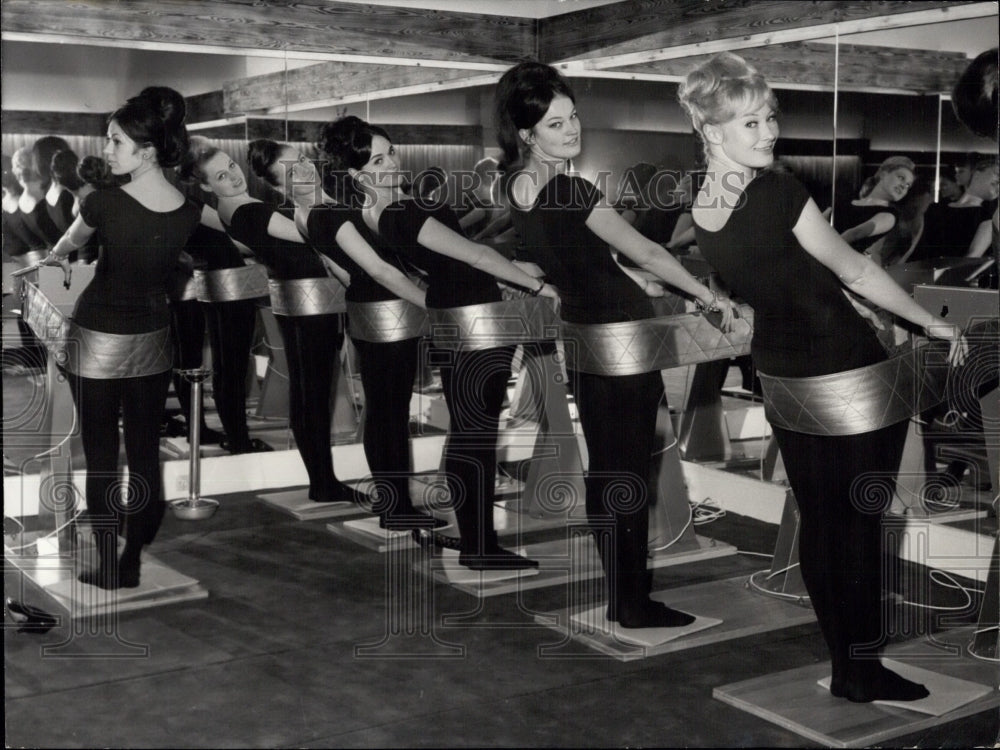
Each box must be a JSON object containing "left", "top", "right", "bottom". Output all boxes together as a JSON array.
[{"left": 5, "top": 491, "right": 997, "bottom": 749}]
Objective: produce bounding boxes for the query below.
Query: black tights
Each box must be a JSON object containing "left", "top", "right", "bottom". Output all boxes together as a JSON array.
[
  {"left": 353, "top": 336, "right": 420, "bottom": 514},
  {"left": 437, "top": 346, "right": 513, "bottom": 555},
  {"left": 274, "top": 313, "right": 344, "bottom": 500},
  {"left": 68, "top": 369, "right": 172, "bottom": 580},
  {"left": 573, "top": 369, "right": 663, "bottom": 619},
  {"left": 773, "top": 420, "right": 908, "bottom": 686},
  {"left": 203, "top": 298, "right": 258, "bottom": 449},
  {"left": 169, "top": 299, "right": 210, "bottom": 433}
]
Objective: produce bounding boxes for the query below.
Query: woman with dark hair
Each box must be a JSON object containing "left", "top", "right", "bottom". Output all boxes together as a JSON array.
[
  {"left": 678, "top": 52, "right": 964, "bottom": 701},
  {"left": 34, "top": 137, "right": 75, "bottom": 235},
  {"left": 183, "top": 137, "right": 361, "bottom": 503},
  {"left": 494, "top": 61, "right": 735, "bottom": 627},
  {"left": 255, "top": 134, "right": 443, "bottom": 529},
  {"left": 50, "top": 149, "right": 102, "bottom": 264},
  {"left": 43, "top": 86, "right": 201, "bottom": 589},
  {"left": 319, "top": 115, "right": 558, "bottom": 568}
]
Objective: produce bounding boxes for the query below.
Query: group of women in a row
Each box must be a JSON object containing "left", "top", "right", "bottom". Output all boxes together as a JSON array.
[{"left": 31, "top": 52, "right": 971, "bottom": 705}]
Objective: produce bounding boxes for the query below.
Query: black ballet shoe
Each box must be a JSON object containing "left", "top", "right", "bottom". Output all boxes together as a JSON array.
[
  {"left": 830, "top": 664, "right": 930, "bottom": 703},
  {"left": 379, "top": 509, "right": 448, "bottom": 530},
  {"left": 77, "top": 568, "right": 119, "bottom": 590},
  {"left": 312, "top": 481, "right": 368, "bottom": 505},
  {"left": 195, "top": 426, "right": 226, "bottom": 445},
  {"left": 77, "top": 564, "right": 140, "bottom": 591},
  {"left": 221, "top": 438, "right": 274, "bottom": 455},
  {"left": 6, "top": 598, "right": 57, "bottom": 634},
  {"left": 161, "top": 416, "right": 188, "bottom": 438},
  {"left": 410, "top": 528, "right": 462, "bottom": 551},
  {"left": 458, "top": 546, "right": 539, "bottom": 571},
  {"left": 610, "top": 600, "right": 696, "bottom": 629}
]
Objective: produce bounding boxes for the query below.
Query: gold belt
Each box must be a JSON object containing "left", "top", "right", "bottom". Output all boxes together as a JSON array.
[
  {"left": 268, "top": 277, "right": 347, "bottom": 316},
  {"left": 63, "top": 324, "right": 172, "bottom": 379},
  {"left": 173, "top": 274, "right": 202, "bottom": 302},
  {"left": 197, "top": 264, "right": 269, "bottom": 303},
  {"left": 427, "top": 297, "right": 559, "bottom": 351},
  {"left": 23, "top": 281, "right": 173, "bottom": 378},
  {"left": 757, "top": 320, "right": 999, "bottom": 435},
  {"left": 561, "top": 305, "right": 754, "bottom": 376},
  {"left": 347, "top": 298, "right": 428, "bottom": 343}
]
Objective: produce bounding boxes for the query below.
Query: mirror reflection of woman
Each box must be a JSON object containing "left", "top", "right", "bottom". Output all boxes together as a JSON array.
[
  {"left": 495, "top": 61, "right": 735, "bottom": 629},
  {"left": 189, "top": 138, "right": 362, "bottom": 504},
  {"left": 244, "top": 131, "right": 439, "bottom": 530},
  {"left": 832, "top": 155, "right": 914, "bottom": 262},
  {"left": 680, "top": 52, "right": 965, "bottom": 703},
  {"left": 175, "top": 139, "right": 273, "bottom": 456},
  {"left": 323, "top": 115, "right": 559, "bottom": 569},
  {"left": 44, "top": 86, "right": 201, "bottom": 590},
  {"left": 11, "top": 146, "right": 62, "bottom": 252},
  {"left": 34, "top": 136, "right": 76, "bottom": 235},
  {"left": 50, "top": 150, "right": 103, "bottom": 264}
]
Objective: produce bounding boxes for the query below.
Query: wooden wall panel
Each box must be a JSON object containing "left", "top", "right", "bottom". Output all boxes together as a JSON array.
[
  {"left": 0, "top": 110, "right": 109, "bottom": 136},
  {"left": 1, "top": 0, "right": 534, "bottom": 64},
  {"left": 225, "top": 62, "right": 485, "bottom": 114},
  {"left": 539, "top": 0, "right": 975, "bottom": 63}
]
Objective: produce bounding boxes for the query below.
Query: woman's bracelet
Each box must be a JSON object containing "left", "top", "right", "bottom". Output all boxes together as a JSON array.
[
  {"left": 528, "top": 278, "right": 544, "bottom": 296},
  {"left": 696, "top": 290, "right": 720, "bottom": 312}
]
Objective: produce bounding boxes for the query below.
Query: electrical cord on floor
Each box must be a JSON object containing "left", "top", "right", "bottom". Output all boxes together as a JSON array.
[
  {"left": 897, "top": 568, "right": 985, "bottom": 612},
  {"left": 746, "top": 564, "right": 811, "bottom": 605}
]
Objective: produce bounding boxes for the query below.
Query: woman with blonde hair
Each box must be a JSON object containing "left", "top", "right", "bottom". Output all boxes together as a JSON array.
[
  {"left": 495, "top": 61, "right": 735, "bottom": 628},
  {"left": 679, "top": 51, "right": 965, "bottom": 702}
]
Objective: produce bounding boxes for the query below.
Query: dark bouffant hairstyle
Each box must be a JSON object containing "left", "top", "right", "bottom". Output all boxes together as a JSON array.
[
  {"left": 178, "top": 135, "right": 221, "bottom": 184},
  {"left": 109, "top": 85, "right": 189, "bottom": 168},
  {"left": 31, "top": 136, "right": 71, "bottom": 186},
  {"left": 315, "top": 116, "right": 391, "bottom": 171},
  {"left": 247, "top": 138, "right": 284, "bottom": 187},
  {"left": 50, "top": 149, "right": 84, "bottom": 191},
  {"left": 493, "top": 61, "right": 576, "bottom": 174},
  {"left": 77, "top": 155, "right": 118, "bottom": 189},
  {"left": 952, "top": 47, "right": 998, "bottom": 141}
]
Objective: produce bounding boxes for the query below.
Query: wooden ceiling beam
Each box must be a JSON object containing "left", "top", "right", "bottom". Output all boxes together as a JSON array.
[
  {"left": 0, "top": 0, "right": 534, "bottom": 66},
  {"left": 543, "top": 0, "right": 989, "bottom": 68},
  {"left": 602, "top": 42, "right": 970, "bottom": 95}
]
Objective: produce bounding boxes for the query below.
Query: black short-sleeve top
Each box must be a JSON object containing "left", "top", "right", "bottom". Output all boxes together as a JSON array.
[
  {"left": 3, "top": 208, "right": 36, "bottom": 256},
  {"left": 185, "top": 222, "right": 246, "bottom": 272},
  {"left": 305, "top": 202, "right": 399, "bottom": 303},
  {"left": 832, "top": 200, "right": 898, "bottom": 253},
  {"left": 46, "top": 189, "right": 76, "bottom": 234},
  {"left": 74, "top": 187, "right": 200, "bottom": 334},
  {"left": 695, "top": 170, "right": 884, "bottom": 378},
  {"left": 509, "top": 173, "right": 653, "bottom": 324},
  {"left": 911, "top": 200, "right": 997, "bottom": 261},
  {"left": 22, "top": 198, "right": 62, "bottom": 247},
  {"left": 377, "top": 199, "right": 499, "bottom": 309},
  {"left": 224, "top": 201, "right": 326, "bottom": 280}
]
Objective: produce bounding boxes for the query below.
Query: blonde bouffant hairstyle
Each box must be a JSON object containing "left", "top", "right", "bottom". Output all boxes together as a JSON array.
[{"left": 678, "top": 52, "right": 776, "bottom": 149}]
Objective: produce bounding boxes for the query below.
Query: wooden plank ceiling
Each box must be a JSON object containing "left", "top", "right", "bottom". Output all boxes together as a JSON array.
[{"left": 1, "top": 0, "right": 993, "bottom": 129}]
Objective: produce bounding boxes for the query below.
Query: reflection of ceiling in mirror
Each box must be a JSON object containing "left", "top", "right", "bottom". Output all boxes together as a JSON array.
[
  {"left": 812, "top": 17, "right": 999, "bottom": 55},
  {"left": 327, "top": 0, "right": 623, "bottom": 17}
]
